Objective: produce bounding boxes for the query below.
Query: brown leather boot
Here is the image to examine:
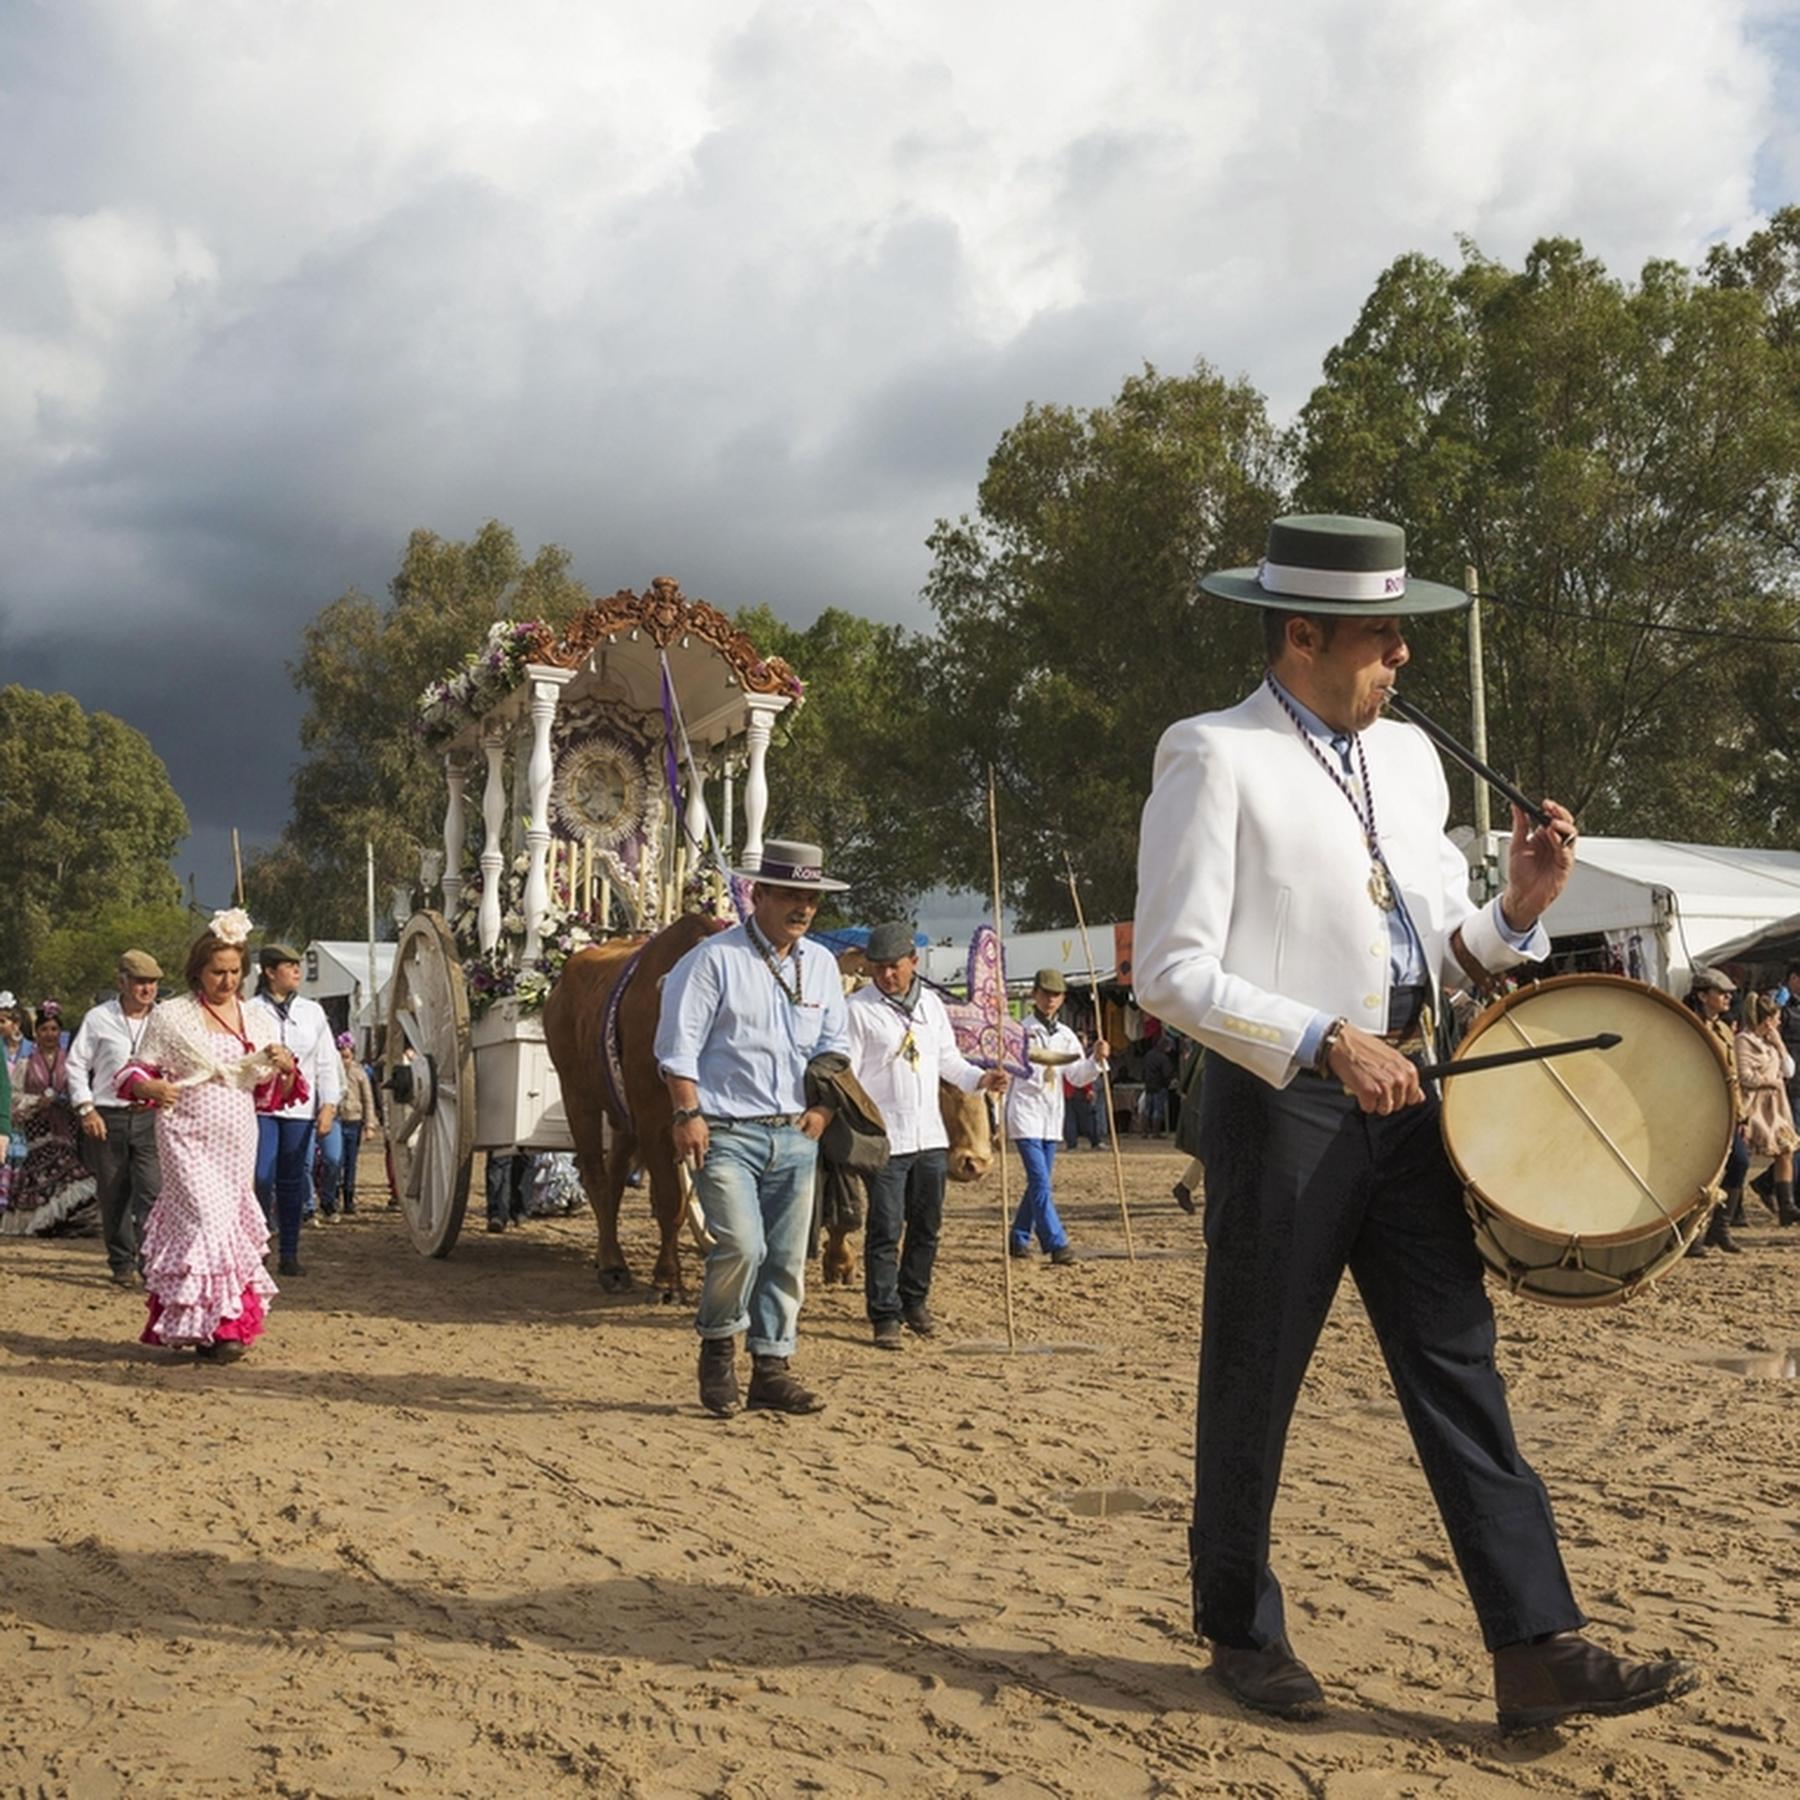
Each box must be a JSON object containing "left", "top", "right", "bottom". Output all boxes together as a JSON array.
[
  {"left": 1777, "top": 1181, "right": 1799, "bottom": 1226},
  {"left": 746, "top": 1354, "right": 825, "bottom": 1414},
  {"left": 698, "top": 1337, "right": 740, "bottom": 1417},
  {"left": 1494, "top": 1632, "right": 1699, "bottom": 1735},
  {"left": 1706, "top": 1205, "right": 1742, "bottom": 1254},
  {"left": 1211, "top": 1637, "right": 1327, "bottom": 1721}
]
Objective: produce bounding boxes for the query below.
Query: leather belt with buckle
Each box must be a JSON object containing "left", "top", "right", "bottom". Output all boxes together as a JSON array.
[{"left": 707, "top": 1113, "right": 803, "bottom": 1129}]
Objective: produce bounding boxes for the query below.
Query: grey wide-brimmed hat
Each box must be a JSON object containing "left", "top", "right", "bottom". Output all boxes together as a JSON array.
[
  {"left": 731, "top": 837, "right": 850, "bottom": 893},
  {"left": 1200, "top": 514, "right": 1470, "bottom": 617},
  {"left": 864, "top": 921, "right": 918, "bottom": 963}
]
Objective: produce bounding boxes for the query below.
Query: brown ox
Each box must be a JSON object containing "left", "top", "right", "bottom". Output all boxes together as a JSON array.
[
  {"left": 818, "top": 1079, "right": 997, "bottom": 1284},
  {"left": 543, "top": 913, "right": 726, "bottom": 1297}
]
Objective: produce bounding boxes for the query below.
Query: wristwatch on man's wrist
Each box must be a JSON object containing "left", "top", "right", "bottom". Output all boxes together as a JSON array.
[
  {"left": 76, "top": 1102, "right": 96, "bottom": 1117},
  {"left": 1314, "top": 1018, "right": 1350, "bottom": 1078}
]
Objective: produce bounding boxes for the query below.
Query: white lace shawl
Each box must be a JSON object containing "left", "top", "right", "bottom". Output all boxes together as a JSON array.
[{"left": 132, "top": 995, "right": 284, "bottom": 1093}]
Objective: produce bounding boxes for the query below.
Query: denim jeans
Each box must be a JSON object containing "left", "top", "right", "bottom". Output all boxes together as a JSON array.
[
  {"left": 693, "top": 1122, "right": 819, "bottom": 1357},
  {"left": 256, "top": 1116, "right": 316, "bottom": 1260},
  {"left": 1010, "top": 1137, "right": 1069, "bottom": 1252},
  {"left": 335, "top": 1121, "right": 364, "bottom": 1207},
  {"left": 863, "top": 1147, "right": 947, "bottom": 1322},
  {"left": 486, "top": 1152, "right": 535, "bottom": 1224},
  {"left": 1143, "top": 1087, "right": 1169, "bottom": 1135},
  {"left": 315, "top": 1120, "right": 343, "bottom": 1215}
]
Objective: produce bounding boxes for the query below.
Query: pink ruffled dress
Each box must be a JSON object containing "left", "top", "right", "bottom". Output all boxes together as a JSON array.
[{"left": 120, "top": 995, "right": 303, "bottom": 1349}]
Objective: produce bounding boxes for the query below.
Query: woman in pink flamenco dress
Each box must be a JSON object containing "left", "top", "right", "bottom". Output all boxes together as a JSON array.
[{"left": 118, "top": 914, "right": 304, "bottom": 1363}]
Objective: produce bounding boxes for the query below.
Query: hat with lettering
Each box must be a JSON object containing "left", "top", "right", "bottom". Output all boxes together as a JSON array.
[
  {"left": 731, "top": 837, "right": 849, "bottom": 893},
  {"left": 1200, "top": 514, "right": 1470, "bottom": 617},
  {"left": 117, "top": 949, "right": 164, "bottom": 980},
  {"left": 864, "top": 922, "right": 918, "bottom": 964}
]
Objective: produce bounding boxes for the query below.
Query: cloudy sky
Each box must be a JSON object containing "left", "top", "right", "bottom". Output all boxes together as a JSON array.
[{"left": 3, "top": 0, "right": 1796, "bottom": 907}]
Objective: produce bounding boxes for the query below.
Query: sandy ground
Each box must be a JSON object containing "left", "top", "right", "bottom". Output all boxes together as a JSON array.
[{"left": 2, "top": 1136, "right": 1798, "bottom": 1799}]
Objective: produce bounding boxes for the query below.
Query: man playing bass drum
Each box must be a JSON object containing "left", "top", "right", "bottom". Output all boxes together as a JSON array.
[{"left": 1133, "top": 513, "right": 1699, "bottom": 1735}]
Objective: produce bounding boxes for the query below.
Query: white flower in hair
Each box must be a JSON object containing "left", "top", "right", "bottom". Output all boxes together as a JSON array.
[
  {"left": 210, "top": 907, "right": 255, "bottom": 945},
  {"left": 0, "top": 990, "right": 14, "bottom": 1009}
]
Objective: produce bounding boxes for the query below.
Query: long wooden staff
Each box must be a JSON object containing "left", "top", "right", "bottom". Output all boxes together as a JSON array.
[
  {"left": 1063, "top": 850, "right": 1136, "bottom": 1263},
  {"left": 987, "top": 766, "right": 1017, "bottom": 1352},
  {"left": 231, "top": 827, "right": 245, "bottom": 907}
]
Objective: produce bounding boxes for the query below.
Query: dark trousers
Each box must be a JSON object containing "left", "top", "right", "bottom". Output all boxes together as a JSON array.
[
  {"left": 333, "top": 1121, "right": 364, "bottom": 1208},
  {"left": 79, "top": 1108, "right": 161, "bottom": 1275},
  {"left": 256, "top": 1116, "right": 316, "bottom": 1260},
  {"left": 863, "top": 1147, "right": 947, "bottom": 1322},
  {"left": 486, "top": 1152, "right": 534, "bottom": 1224},
  {"left": 1192, "top": 1056, "right": 1584, "bottom": 1653}
]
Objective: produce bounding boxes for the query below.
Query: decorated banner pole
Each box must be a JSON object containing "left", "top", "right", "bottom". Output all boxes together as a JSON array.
[
  {"left": 1063, "top": 849, "right": 1136, "bottom": 1263},
  {"left": 987, "top": 765, "right": 1018, "bottom": 1352}
]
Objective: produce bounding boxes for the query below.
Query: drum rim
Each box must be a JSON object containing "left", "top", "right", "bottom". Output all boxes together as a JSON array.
[
  {"left": 1467, "top": 1203, "right": 1705, "bottom": 1307},
  {"left": 1444, "top": 972, "right": 1731, "bottom": 1248}
]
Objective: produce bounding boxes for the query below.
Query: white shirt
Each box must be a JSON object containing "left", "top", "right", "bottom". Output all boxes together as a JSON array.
[
  {"left": 248, "top": 991, "right": 342, "bottom": 1119},
  {"left": 845, "top": 982, "right": 987, "bottom": 1155},
  {"left": 1004, "top": 1014, "right": 1105, "bottom": 1143},
  {"left": 66, "top": 999, "right": 158, "bottom": 1111}
]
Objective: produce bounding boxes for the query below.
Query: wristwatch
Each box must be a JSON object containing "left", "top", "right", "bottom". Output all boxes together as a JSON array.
[
  {"left": 1314, "top": 1017, "right": 1350, "bottom": 1077},
  {"left": 670, "top": 1106, "right": 704, "bottom": 1127},
  {"left": 76, "top": 1102, "right": 96, "bottom": 1117}
]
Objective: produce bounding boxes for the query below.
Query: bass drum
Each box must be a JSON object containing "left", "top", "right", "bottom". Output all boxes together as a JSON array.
[{"left": 1441, "top": 973, "right": 1732, "bottom": 1307}]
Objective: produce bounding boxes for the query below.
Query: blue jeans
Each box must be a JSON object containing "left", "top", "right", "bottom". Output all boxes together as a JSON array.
[
  {"left": 1143, "top": 1088, "right": 1169, "bottom": 1135},
  {"left": 864, "top": 1147, "right": 947, "bottom": 1322},
  {"left": 1010, "top": 1137, "right": 1069, "bottom": 1252},
  {"left": 256, "top": 1116, "right": 316, "bottom": 1260},
  {"left": 693, "top": 1122, "right": 818, "bottom": 1357},
  {"left": 486, "top": 1152, "right": 535, "bottom": 1225},
  {"left": 317, "top": 1120, "right": 364, "bottom": 1211}
]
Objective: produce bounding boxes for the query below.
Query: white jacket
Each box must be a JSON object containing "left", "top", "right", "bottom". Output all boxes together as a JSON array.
[
  {"left": 1133, "top": 682, "right": 1541, "bottom": 1089},
  {"left": 846, "top": 984, "right": 987, "bottom": 1156},
  {"left": 247, "top": 992, "right": 343, "bottom": 1120},
  {"left": 1004, "top": 1015, "right": 1104, "bottom": 1142}
]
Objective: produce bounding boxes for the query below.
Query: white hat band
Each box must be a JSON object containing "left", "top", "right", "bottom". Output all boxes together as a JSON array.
[{"left": 1258, "top": 559, "right": 1409, "bottom": 602}]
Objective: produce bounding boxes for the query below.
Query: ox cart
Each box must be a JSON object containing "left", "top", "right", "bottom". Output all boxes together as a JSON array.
[{"left": 384, "top": 580, "right": 800, "bottom": 1254}]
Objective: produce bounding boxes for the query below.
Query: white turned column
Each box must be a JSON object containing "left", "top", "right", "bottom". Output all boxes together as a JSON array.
[
  {"left": 683, "top": 764, "right": 707, "bottom": 855},
  {"left": 510, "top": 720, "right": 530, "bottom": 853},
  {"left": 522, "top": 667, "right": 574, "bottom": 962},
  {"left": 722, "top": 761, "right": 736, "bottom": 862},
  {"left": 478, "top": 729, "right": 508, "bottom": 954},
  {"left": 740, "top": 697, "right": 787, "bottom": 872},
  {"left": 441, "top": 757, "right": 468, "bottom": 919}
]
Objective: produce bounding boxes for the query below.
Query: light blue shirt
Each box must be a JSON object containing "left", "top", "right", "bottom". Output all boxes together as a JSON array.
[
  {"left": 655, "top": 922, "right": 850, "bottom": 1118},
  {"left": 1268, "top": 677, "right": 1539, "bottom": 1065}
]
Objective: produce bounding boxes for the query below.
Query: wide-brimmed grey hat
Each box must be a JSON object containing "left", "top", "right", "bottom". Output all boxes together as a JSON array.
[
  {"left": 732, "top": 837, "right": 849, "bottom": 893},
  {"left": 865, "top": 922, "right": 918, "bottom": 963},
  {"left": 1200, "top": 514, "right": 1470, "bottom": 617}
]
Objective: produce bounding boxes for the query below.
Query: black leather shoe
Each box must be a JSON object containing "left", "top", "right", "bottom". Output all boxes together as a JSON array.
[
  {"left": 1211, "top": 1637, "right": 1327, "bottom": 1721},
  {"left": 698, "top": 1338, "right": 740, "bottom": 1417},
  {"left": 277, "top": 1257, "right": 304, "bottom": 1276},
  {"left": 746, "top": 1355, "right": 824, "bottom": 1414},
  {"left": 871, "top": 1319, "right": 904, "bottom": 1351},
  {"left": 902, "top": 1303, "right": 936, "bottom": 1337},
  {"left": 1494, "top": 1633, "right": 1699, "bottom": 1735}
]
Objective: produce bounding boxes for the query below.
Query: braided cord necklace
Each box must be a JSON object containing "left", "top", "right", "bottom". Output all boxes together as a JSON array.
[
  {"left": 746, "top": 916, "right": 805, "bottom": 1006},
  {"left": 1265, "top": 674, "right": 1398, "bottom": 913}
]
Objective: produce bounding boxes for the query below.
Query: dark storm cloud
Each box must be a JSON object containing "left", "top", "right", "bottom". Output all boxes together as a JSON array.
[{"left": 0, "top": 1, "right": 1783, "bottom": 906}]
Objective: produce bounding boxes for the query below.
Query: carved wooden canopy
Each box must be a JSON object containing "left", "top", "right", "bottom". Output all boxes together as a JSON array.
[{"left": 538, "top": 577, "right": 802, "bottom": 698}]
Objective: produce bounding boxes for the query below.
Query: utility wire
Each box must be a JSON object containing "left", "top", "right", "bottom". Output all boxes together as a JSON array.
[{"left": 1480, "top": 588, "right": 1800, "bottom": 648}]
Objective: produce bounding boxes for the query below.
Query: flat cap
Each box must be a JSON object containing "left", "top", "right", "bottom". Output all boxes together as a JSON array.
[
  {"left": 1691, "top": 966, "right": 1736, "bottom": 994},
  {"left": 258, "top": 941, "right": 303, "bottom": 969},
  {"left": 1032, "top": 967, "right": 1067, "bottom": 994},
  {"left": 117, "top": 949, "right": 163, "bottom": 980},
  {"left": 864, "top": 922, "right": 917, "bottom": 964}
]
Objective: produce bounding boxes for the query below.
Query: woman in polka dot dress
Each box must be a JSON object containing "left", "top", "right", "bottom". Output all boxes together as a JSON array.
[{"left": 118, "top": 913, "right": 305, "bottom": 1363}]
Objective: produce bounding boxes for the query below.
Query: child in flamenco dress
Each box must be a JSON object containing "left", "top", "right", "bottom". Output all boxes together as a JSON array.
[{"left": 117, "top": 914, "right": 305, "bottom": 1363}]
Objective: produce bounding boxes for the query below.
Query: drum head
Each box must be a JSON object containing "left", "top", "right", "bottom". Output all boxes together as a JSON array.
[{"left": 1442, "top": 975, "right": 1731, "bottom": 1243}]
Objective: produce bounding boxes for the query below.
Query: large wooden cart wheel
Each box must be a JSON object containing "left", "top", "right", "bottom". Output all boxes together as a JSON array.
[{"left": 385, "top": 911, "right": 476, "bottom": 1256}]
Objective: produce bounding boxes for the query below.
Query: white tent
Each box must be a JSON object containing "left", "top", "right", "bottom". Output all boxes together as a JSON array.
[
  {"left": 1487, "top": 835, "right": 1800, "bottom": 993},
  {"left": 301, "top": 940, "right": 397, "bottom": 1032}
]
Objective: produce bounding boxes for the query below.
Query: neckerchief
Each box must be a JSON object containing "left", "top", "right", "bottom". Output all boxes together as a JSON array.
[{"left": 877, "top": 978, "right": 922, "bottom": 1066}]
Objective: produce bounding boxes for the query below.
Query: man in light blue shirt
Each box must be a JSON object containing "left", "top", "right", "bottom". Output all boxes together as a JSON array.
[{"left": 656, "top": 838, "right": 850, "bottom": 1418}]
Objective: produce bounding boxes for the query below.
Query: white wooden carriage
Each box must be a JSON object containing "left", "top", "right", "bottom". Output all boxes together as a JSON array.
[{"left": 385, "top": 580, "right": 800, "bottom": 1253}]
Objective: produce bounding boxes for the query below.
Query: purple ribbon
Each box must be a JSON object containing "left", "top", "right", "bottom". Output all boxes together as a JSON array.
[{"left": 658, "top": 661, "right": 684, "bottom": 818}]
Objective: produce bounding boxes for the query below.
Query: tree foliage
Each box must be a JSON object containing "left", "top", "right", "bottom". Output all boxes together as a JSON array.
[
  {"left": 0, "top": 686, "right": 189, "bottom": 993},
  {"left": 729, "top": 606, "right": 935, "bottom": 926},
  {"left": 245, "top": 521, "right": 591, "bottom": 942},
  {"left": 1295, "top": 237, "right": 1800, "bottom": 843},
  {"left": 917, "top": 363, "right": 1284, "bottom": 925},
  {"left": 32, "top": 899, "right": 199, "bottom": 1017}
]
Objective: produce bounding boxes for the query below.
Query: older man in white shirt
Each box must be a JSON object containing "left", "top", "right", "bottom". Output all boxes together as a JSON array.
[
  {"left": 847, "top": 922, "right": 1006, "bottom": 1348},
  {"left": 67, "top": 949, "right": 165, "bottom": 1285}
]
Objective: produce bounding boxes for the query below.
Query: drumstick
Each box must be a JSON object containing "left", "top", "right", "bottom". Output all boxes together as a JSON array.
[
  {"left": 1416, "top": 1032, "right": 1620, "bottom": 1081},
  {"left": 1386, "top": 693, "right": 1554, "bottom": 831}
]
